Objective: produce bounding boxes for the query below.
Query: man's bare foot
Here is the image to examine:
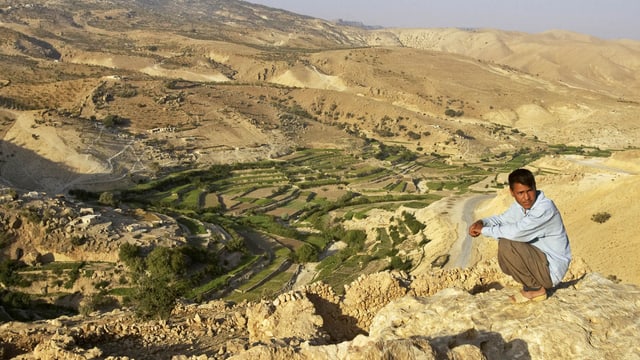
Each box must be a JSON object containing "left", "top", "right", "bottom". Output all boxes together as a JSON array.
[
  {"left": 509, "top": 288, "right": 548, "bottom": 303},
  {"left": 522, "top": 287, "right": 547, "bottom": 299}
]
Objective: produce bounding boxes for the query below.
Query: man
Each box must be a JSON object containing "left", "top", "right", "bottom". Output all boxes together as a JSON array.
[{"left": 469, "top": 168, "right": 571, "bottom": 303}]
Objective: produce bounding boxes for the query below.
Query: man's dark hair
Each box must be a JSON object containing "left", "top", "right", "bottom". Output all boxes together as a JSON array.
[{"left": 508, "top": 168, "right": 536, "bottom": 190}]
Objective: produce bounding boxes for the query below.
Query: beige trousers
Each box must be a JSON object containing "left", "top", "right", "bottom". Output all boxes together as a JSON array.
[{"left": 498, "top": 239, "right": 553, "bottom": 290}]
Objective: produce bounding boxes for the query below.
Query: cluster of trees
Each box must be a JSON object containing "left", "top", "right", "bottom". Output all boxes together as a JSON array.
[
  {"left": 118, "top": 243, "right": 221, "bottom": 320},
  {"left": 102, "top": 114, "right": 128, "bottom": 128},
  {"left": 373, "top": 142, "right": 417, "bottom": 163}
]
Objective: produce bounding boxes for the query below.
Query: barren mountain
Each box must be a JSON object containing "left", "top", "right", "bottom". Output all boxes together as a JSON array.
[
  {"left": 1, "top": 1, "right": 639, "bottom": 195},
  {"left": 1, "top": 1, "right": 640, "bottom": 359}
]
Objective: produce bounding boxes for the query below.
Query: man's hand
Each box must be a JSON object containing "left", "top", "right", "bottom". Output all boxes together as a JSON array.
[{"left": 468, "top": 220, "right": 483, "bottom": 237}]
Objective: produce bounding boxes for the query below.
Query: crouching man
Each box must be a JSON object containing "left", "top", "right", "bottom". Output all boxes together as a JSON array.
[{"left": 469, "top": 168, "right": 572, "bottom": 303}]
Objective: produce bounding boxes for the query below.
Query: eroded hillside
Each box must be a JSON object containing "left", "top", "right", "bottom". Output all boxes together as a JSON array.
[
  {"left": 1, "top": 1, "right": 639, "bottom": 195},
  {"left": 1, "top": 2, "right": 640, "bottom": 359}
]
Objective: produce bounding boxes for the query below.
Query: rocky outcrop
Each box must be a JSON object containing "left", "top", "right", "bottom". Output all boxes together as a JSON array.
[
  {"left": 4, "top": 256, "right": 639, "bottom": 360},
  {"left": 233, "top": 269, "right": 639, "bottom": 360},
  {"left": 0, "top": 192, "right": 184, "bottom": 264}
]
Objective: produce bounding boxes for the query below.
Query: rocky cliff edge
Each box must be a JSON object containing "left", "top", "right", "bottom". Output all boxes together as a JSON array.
[{"left": 2, "top": 257, "right": 639, "bottom": 359}]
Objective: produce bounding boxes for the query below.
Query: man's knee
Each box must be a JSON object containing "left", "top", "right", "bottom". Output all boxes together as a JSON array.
[{"left": 498, "top": 238, "right": 516, "bottom": 254}]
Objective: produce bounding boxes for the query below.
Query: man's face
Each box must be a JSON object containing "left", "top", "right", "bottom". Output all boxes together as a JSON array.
[{"left": 510, "top": 182, "right": 537, "bottom": 210}]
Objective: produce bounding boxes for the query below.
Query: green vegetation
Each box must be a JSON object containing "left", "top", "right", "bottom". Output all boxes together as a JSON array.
[
  {"left": 97, "top": 147, "right": 449, "bottom": 308},
  {"left": 2, "top": 133, "right": 621, "bottom": 321},
  {"left": 0, "top": 260, "right": 30, "bottom": 287},
  {"left": 445, "top": 108, "right": 464, "bottom": 117},
  {"left": 118, "top": 244, "right": 224, "bottom": 320},
  {"left": 291, "top": 243, "right": 319, "bottom": 263},
  {"left": 549, "top": 144, "right": 612, "bottom": 157},
  {"left": 102, "top": 114, "right": 128, "bottom": 127},
  {"left": 59, "top": 144, "right": 610, "bottom": 315},
  {"left": 0, "top": 259, "right": 81, "bottom": 321},
  {"left": 402, "top": 211, "right": 426, "bottom": 235},
  {"left": 591, "top": 212, "right": 612, "bottom": 224},
  {"left": 79, "top": 292, "right": 119, "bottom": 316}
]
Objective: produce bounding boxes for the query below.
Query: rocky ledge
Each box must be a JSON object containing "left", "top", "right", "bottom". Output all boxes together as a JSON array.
[{"left": 1, "top": 258, "right": 639, "bottom": 359}]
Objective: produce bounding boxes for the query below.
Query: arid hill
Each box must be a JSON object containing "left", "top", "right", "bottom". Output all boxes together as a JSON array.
[
  {"left": 1, "top": 1, "right": 639, "bottom": 194},
  {"left": 1, "top": 0, "right": 638, "bottom": 278},
  {"left": 1, "top": 1, "right": 640, "bottom": 359}
]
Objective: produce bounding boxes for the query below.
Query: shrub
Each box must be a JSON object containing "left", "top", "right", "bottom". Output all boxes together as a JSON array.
[
  {"left": 102, "top": 114, "right": 127, "bottom": 127},
  {"left": 402, "top": 211, "right": 426, "bottom": 235},
  {"left": 63, "top": 262, "right": 84, "bottom": 289},
  {"left": 292, "top": 243, "right": 319, "bottom": 263},
  {"left": 591, "top": 212, "right": 611, "bottom": 223},
  {"left": 445, "top": 109, "right": 464, "bottom": 117},
  {"left": 0, "top": 260, "right": 29, "bottom": 287},
  {"left": 99, "top": 191, "right": 118, "bottom": 206},
  {"left": 79, "top": 292, "right": 119, "bottom": 316},
  {"left": 94, "top": 280, "right": 110, "bottom": 290},
  {"left": 0, "top": 290, "right": 31, "bottom": 308}
]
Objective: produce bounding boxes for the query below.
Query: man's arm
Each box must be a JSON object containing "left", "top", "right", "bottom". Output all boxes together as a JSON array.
[
  {"left": 482, "top": 205, "right": 555, "bottom": 242},
  {"left": 468, "top": 204, "right": 516, "bottom": 238}
]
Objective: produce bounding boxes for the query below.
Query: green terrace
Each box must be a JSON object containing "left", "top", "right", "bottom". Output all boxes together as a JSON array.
[
  {"left": 81, "top": 147, "right": 515, "bottom": 305},
  {"left": 4, "top": 142, "right": 618, "bottom": 318}
]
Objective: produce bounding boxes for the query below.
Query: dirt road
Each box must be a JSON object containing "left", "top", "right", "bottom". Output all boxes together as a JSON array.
[{"left": 444, "top": 193, "right": 495, "bottom": 269}]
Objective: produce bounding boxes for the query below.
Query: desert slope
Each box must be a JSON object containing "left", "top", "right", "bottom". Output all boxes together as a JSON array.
[{"left": 378, "top": 28, "right": 640, "bottom": 100}]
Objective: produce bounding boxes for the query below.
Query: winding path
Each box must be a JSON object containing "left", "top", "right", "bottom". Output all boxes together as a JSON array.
[{"left": 445, "top": 193, "right": 495, "bottom": 269}]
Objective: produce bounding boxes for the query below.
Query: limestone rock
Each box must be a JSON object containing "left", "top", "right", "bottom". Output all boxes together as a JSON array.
[
  {"left": 235, "top": 269, "right": 639, "bottom": 360},
  {"left": 340, "top": 271, "right": 409, "bottom": 334},
  {"left": 1, "top": 261, "right": 638, "bottom": 360},
  {"left": 246, "top": 295, "right": 324, "bottom": 344},
  {"left": 367, "top": 273, "right": 640, "bottom": 359}
]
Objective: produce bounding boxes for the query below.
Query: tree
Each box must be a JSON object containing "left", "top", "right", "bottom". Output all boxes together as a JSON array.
[
  {"left": 133, "top": 273, "right": 181, "bottom": 320},
  {"left": 119, "top": 243, "right": 140, "bottom": 263},
  {"left": 146, "top": 247, "right": 187, "bottom": 279},
  {"left": 102, "top": 114, "right": 126, "bottom": 127},
  {"left": 292, "top": 243, "right": 318, "bottom": 263},
  {"left": 130, "top": 247, "right": 188, "bottom": 320},
  {"left": 119, "top": 243, "right": 144, "bottom": 274}
]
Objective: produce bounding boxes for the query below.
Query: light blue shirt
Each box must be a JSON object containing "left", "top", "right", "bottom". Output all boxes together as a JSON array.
[{"left": 481, "top": 190, "right": 572, "bottom": 286}]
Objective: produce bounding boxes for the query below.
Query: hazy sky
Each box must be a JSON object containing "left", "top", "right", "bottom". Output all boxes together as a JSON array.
[{"left": 246, "top": 0, "right": 640, "bottom": 40}]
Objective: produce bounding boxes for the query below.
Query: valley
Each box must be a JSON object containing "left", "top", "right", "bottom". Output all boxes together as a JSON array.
[{"left": 0, "top": 1, "right": 639, "bottom": 358}]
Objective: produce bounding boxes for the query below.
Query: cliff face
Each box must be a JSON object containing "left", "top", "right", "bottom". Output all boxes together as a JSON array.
[
  {"left": 327, "top": 273, "right": 640, "bottom": 359},
  {"left": 2, "top": 257, "right": 639, "bottom": 360}
]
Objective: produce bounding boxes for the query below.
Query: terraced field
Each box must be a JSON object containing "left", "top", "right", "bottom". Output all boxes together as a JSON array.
[
  {"left": 122, "top": 142, "right": 608, "bottom": 300},
  {"left": 114, "top": 146, "right": 456, "bottom": 301}
]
